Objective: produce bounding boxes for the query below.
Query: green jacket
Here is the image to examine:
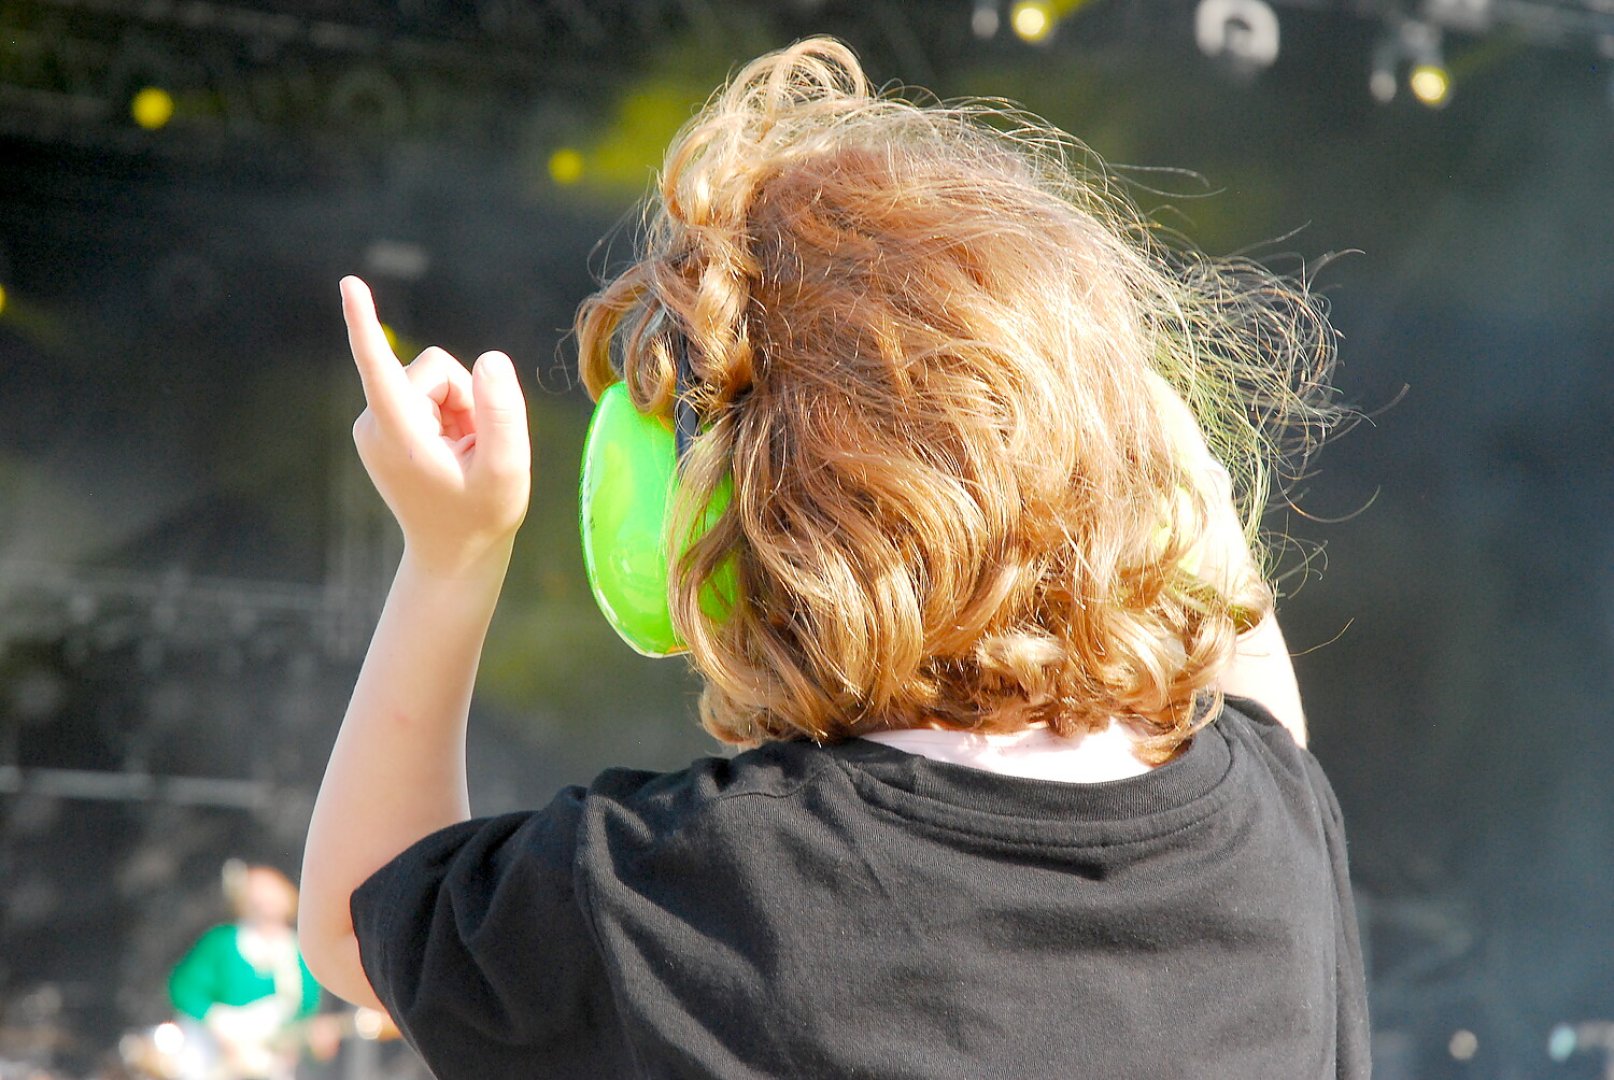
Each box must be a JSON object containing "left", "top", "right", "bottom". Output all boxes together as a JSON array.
[{"left": 168, "top": 924, "right": 320, "bottom": 1021}]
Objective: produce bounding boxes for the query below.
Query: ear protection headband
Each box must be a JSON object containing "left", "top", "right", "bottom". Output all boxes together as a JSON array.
[{"left": 579, "top": 341, "right": 733, "bottom": 657}]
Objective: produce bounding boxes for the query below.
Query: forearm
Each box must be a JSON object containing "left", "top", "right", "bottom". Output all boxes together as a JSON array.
[{"left": 299, "top": 545, "right": 509, "bottom": 1005}]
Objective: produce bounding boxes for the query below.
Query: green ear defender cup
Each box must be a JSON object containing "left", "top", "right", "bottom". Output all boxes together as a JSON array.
[
  {"left": 580, "top": 383, "right": 681, "bottom": 656},
  {"left": 579, "top": 381, "right": 736, "bottom": 657}
]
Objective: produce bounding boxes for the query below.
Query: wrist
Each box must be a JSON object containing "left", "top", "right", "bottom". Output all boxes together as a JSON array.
[{"left": 397, "top": 536, "right": 516, "bottom": 587}]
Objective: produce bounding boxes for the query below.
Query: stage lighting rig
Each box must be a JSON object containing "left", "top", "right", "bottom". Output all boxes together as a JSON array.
[
  {"left": 0, "top": 0, "right": 711, "bottom": 160},
  {"left": 972, "top": 0, "right": 1003, "bottom": 39},
  {"left": 1369, "top": 17, "right": 1452, "bottom": 106},
  {"left": 1006, "top": 0, "right": 1092, "bottom": 44},
  {"left": 1192, "top": 0, "right": 1614, "bottom": 104},
  {"left": 1195, "top": 0, "right": 1283, "bottom": 72}
]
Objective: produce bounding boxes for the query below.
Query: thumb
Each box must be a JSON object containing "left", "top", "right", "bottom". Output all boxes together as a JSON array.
[{"left": 470, "top": 351, "right": 531, "bottom": 480}]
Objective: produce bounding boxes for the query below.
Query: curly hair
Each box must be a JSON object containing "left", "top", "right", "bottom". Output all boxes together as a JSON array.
[{"left": 575, "top": 37, "right": 1339, "bottom": 761}]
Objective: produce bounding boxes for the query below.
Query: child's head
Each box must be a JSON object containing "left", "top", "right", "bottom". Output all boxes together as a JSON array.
[{"left": 576, "top": 38, "right": 1337, "bottom": 760}]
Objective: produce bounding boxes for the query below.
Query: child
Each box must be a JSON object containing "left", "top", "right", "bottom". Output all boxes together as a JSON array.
[{"left": 299, "top": 37, "right": 1368, "bottom": 1078}]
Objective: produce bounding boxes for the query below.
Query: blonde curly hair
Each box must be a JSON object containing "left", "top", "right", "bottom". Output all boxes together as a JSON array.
[{"left": 576, "top": 37, "right": 1338, "bottom": 761}]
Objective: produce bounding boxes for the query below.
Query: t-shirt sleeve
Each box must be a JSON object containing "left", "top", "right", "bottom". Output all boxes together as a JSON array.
[
  {"left": 350, "top": 787, "right": 624, "bottom": 1078},
  {"left": 1307, "top": 755, "right": 1373, "bottom": 1077},
  {"left": 1221, "top": 693, "right": 1285, "bottom": 735},
  {"left": 1227, "top": 694, "right": 1373, "bottom": 1077}
]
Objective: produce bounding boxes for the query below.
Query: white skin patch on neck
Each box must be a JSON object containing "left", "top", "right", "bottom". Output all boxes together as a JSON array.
[{"left": 862, "top": 717, "right": 1157, "bottom": 784}]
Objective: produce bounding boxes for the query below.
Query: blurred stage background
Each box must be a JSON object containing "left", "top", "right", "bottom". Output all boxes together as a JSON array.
[{"left": 1, "top": 1, "right": 1612, "bottom": 1076}]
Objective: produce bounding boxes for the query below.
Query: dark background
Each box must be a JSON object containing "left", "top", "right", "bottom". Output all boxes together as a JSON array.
[{"left": 2, "top": 1, "right": 1612, "bottom": 1076}]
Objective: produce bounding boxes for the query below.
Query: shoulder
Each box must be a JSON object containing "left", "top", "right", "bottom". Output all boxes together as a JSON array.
[
  {"left": 1218, "top": 695, "right": 1326, "bottom": 784},
  {"left": 349, "top": 742, "right": 840, "bottom": 1067},
  {"left": 197, "top": 923, "right": 239, "bottom": 948},
  {"left": 358, "top": 742, "right": 832, "bottom": 911},
  {"left": 175, "top": 924, "right": 238, "bottom": 966},
  {"left": 1218, "top": 694, "right": 1349, "bottom": 827},
  {"left": 1219, "top": 695, "right": 1308, "bottom": 759},
  {"left": 560, "top": 743, "right": 856, "bottom": 916},
  {"left": 579, "top": 740, "right": 834, "bottom": 835}
]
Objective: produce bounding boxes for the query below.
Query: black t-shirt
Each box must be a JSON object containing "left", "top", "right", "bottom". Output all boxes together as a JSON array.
[{"left": 352, "top": 698, "right": 1370, "bottom": 1079}]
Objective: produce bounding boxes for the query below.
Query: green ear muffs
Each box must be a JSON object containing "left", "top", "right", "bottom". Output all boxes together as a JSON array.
[{"left": 579, "top": 382, "right": 734, "bottom": 657}]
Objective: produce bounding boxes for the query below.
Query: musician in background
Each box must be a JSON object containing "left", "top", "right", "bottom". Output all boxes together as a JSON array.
[{"left": 167, "top": 862, "right": 337, "bottom": 1080}]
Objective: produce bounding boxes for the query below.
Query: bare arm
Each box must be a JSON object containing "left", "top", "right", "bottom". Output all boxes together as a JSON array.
[
  {"left": 298, "top": 278, "right": 531, "bottom": 1007},
  {"left": 1192, "top": 460, "right": 1309, "bottom": 747},
  {"left": 1147, "top": 373, "right": 1307, "bottom": 747},
  {"left": 1222, "top": 613, "right": 1306, "bottom": 747}
]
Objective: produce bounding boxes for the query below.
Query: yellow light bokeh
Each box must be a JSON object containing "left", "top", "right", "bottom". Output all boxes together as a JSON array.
[
  {"left": 548, "top": 147, "right": 585, "bottom": 186},
  {"left": 381, "top": 323, "right": 401, "bottom": 354},
  {"left": 1010, "top": 1, "right": 1054, "bottom": 42},
  {"left": 1409, "top": 65, "right": 1450, "bottom": 107},
  {"left": 131, "top": 87, "right": 175, "bottom": 131},
  {"left": 0, "top": 283, "right": 7, "bottom": 318}
]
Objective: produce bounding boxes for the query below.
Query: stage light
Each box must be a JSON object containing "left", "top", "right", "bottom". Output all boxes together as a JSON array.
[
  {"left": 1448, "top": 1028, "right": 1477, "bottom": 1061},
  {"left": 972, "top": 0, "right": 1001, "bottom": 38},
  {"left": 1369, "top": 22, "right": 1450, "bottom": 107},
  {"left": 1548, "top": 1023, "right": 1576, "bottom": 1063},
  {"left": 151, "top": 1022, "right": 186, "bottom": 1055},
  {"left": 1409, "top": 63, "right": 1451, "bottom": 106},
  {"left": 364, "top": 240, "right": 430, "bottom": 282},
  {"left": 1368, "top": 60, "right": 1394, "bottom": 103},
  {"left": 548, "top": 147, "right": 585, "bottom": 185},
  {"left": 1195, "top": 0, "right": 1281, "bottom": 70},
  {"left": 1010, "top": 1, "right": 1054, "bottom": 42},
  {"left": 355, "top": 1007, "right": 386, "bottom": 1040},
  {"left": 130, "top": 87, "right": 175, "bottom": 131}
]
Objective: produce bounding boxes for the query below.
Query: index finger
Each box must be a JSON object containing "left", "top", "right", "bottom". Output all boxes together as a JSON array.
[{"left": 341, "top": 276, "right": 411, "bottom": 423}]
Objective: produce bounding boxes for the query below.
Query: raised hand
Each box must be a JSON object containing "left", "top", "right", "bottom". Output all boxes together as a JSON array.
[
  {"left": 302, "top": 283, "right": 529, "bottom": 1009},
  {"left": 341, "top": 276, "right": 531, "bottom": 576}
]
